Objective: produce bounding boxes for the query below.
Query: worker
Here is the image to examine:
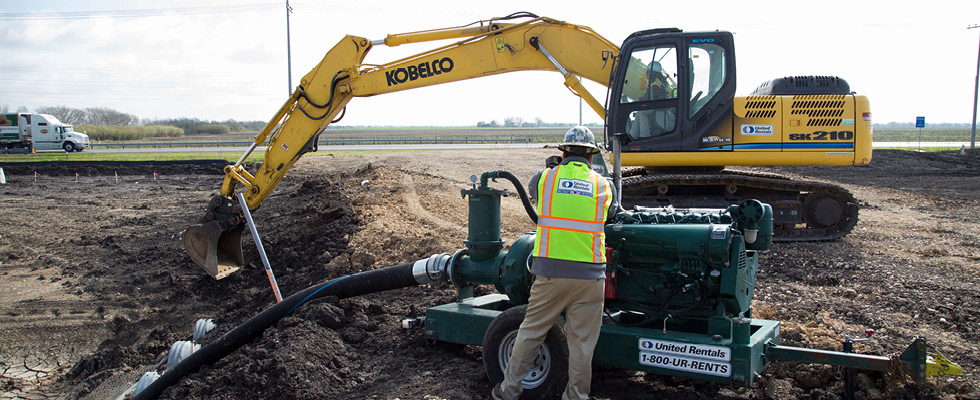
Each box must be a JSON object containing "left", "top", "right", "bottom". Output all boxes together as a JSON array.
[
  {"left": 626, "top": 60, "right": 678, "bottom": 139},
  {"left": 493, "top": 126, "right": 614, "bottom": 400},
  {"left": 645, "top": 60, "right": 672, "bottom": 101}
]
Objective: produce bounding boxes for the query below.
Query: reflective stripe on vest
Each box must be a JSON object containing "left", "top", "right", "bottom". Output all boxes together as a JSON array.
[{"left": 532, "top": 161, "right": 611, "bottom": 263}]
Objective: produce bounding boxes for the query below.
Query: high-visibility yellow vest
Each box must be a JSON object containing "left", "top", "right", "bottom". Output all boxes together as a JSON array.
[{"left": 532, "top": 161, "right": 612, "bottom": 263}]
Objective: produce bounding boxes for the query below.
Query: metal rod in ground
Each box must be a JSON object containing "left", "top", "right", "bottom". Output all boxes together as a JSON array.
[
  {"left": 236, "top": 192, "right": 283, "bottom": 302},
  {"left": 843, "top": 339, "right": 855, "bottom": 400}
]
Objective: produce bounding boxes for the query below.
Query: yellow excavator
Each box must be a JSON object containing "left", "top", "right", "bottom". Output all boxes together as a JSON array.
[{"left": 183, "top": 12, "right": 872, "bottom": 279}]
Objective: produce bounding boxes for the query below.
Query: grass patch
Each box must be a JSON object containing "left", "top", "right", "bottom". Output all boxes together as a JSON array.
[
  {"left": 874, "top": 128, "right": 973, "bottom": 142},
  {"left": 0, "top": 149, "right": 410, "bottom": 163}
]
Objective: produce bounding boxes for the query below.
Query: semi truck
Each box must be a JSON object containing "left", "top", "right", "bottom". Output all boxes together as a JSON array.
[{"left": 0, "top": 113, "right": 90, "bottom": 153}]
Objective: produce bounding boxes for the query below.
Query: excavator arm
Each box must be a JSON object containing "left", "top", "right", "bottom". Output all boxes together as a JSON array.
[{"left": 184, "top": 13, "right": 622, "bottom": 278}]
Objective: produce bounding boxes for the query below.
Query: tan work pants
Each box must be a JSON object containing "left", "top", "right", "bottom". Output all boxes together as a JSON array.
[{"left": 499, "top": 276, "right": 605, "bottom": 400}]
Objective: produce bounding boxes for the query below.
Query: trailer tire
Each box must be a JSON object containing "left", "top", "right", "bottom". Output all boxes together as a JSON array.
[
  {"left": 63, "top": 142, "right": 75, "bottom": 152},
  {"left": 482, "top": 305, "right": 568, "bottom": 400}
]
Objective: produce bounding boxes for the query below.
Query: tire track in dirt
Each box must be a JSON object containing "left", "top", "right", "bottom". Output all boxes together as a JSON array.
[{"left": 399, "top": 172, "right": 462, "bottom": 232}]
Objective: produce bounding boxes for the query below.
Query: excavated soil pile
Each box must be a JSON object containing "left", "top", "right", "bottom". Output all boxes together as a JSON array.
[{"left": 0, "top": 148, "right": 978, "bottom": 399}]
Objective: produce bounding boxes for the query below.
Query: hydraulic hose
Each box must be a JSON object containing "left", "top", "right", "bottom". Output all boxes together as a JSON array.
[
  {"left": 480, "top": 170, "right": 538, "bottom": 224},
  {"left": 133, "top": 261, "right": 418, "bottom": 400}
]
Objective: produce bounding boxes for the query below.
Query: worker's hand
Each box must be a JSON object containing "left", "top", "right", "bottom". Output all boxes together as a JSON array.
[{"left": 545, "top": 155, "right": 562, "bottom": 169}]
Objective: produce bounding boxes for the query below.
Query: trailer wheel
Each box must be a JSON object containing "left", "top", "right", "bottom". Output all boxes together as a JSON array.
[
  {"left": 482, "top": 305, "right": 568, "bottom": 399},
  {"left": 63, "top": 142, "right": 75, "bottom": 152}
]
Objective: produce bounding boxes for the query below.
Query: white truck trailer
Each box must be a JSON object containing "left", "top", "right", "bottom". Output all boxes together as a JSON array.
[{"left": 0, "top": 113, "right": 90, "bottom": 153}]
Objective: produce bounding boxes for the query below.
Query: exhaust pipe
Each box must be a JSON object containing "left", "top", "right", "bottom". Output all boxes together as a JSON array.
[{"left": 183, "top": 196, "right": 246, "bottom": 279}]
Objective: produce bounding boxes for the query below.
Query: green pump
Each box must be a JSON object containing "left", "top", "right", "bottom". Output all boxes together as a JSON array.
[{"left": 409, "top": 169, "right": 959, "bottom": 398}]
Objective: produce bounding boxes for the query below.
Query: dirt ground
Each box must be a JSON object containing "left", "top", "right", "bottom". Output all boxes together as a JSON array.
[{"left": 1, "top": 148, "right": 979, "bottom": 399}]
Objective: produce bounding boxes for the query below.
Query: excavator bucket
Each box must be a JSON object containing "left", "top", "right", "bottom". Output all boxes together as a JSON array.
[
  {"left": 184, "top": 222, "right": 244, "bottom": 279},
  {"left": 183, "top": 195, "right": 245, "bottom": 279}
]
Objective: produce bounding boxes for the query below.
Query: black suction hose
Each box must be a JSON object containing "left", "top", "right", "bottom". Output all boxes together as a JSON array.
[
  {"left": 481, "top": 170, "right": 538, "bottom": 224},
  {"left": 133, "top": 262, "right": 418, "bottom": 400}
]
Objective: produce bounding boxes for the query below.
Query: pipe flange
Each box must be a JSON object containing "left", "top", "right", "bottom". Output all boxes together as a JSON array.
[{"left": 446, "top": 249, "right": 468, "bottom": 287}]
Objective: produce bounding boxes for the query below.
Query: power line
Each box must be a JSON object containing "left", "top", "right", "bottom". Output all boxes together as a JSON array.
[{"left": 0, "top": 3, "right": 279, "bottom": 21}]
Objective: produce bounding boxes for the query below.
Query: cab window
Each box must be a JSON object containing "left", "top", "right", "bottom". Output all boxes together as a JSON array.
[
  {"left": 688, "top": 43, "right": 726, "bottom": 117},
  {"left": 621, "top": 45, "right": 679, "bottom": 140},
  {"left": 620, "top": 45, "right": 678, "bottom": 103}
]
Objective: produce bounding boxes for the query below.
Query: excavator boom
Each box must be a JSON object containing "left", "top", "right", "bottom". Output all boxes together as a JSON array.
[
  {"left": 184, "top": 14, "right": 621, "bottom": 278},
  {"left": 184, "top": 13, "right": 874, "bottom": 279}
]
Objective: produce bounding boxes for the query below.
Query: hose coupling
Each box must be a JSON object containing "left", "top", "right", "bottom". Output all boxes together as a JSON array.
[
  {"left": 413, "top": 253, "right": 452, "bottom": 284},
  {"left": 401, "top": 317, "right": 425, "bottom": 330}
]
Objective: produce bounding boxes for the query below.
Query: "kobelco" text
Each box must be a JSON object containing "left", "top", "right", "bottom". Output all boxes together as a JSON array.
[{"left": 385, "top": 57, "right": 455, "bottom": 86}]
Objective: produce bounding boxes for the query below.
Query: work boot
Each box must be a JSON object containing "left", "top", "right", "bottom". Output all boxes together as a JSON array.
[{"left": 491, "top": 383, "right": 505, "bottom": 400}]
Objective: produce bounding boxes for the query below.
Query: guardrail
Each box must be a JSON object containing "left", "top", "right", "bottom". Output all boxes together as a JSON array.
[{"left": 88, "top": 137, "right": 534, "bottom": 149}]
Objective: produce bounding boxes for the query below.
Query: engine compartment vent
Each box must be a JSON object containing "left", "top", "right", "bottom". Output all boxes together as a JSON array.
[
  {"left": 744, "top": 97, "right": 777, "bottom": 118},
  {"left": 790, "top": 95, "right": 847, "bottom": 127},
  {"left": 751, "top": 76, "right": 850, "bottom": 96}
]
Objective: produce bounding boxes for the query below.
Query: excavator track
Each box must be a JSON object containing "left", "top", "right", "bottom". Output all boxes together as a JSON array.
[{"left": 620, "top": 168, "right": 859, "bottom": 242}]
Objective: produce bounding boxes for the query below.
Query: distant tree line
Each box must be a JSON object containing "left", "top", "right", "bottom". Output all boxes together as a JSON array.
[
  {"left": 477, "top": 117, "right": 545, "bottom": 128},
  {"left": 477, "top": 117, "right": 601, "bottom": 128},
  {"left": 477, "top": 117, "right": 602, "bottom": 129},
  {"left": 1, "top": 104, "right": 266, "bottom": 135}
]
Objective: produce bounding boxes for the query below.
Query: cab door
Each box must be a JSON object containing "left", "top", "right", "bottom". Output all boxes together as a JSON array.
[
  {"left": 32, "top": 118, "right": 59, "bottom": 150},
  {"left": 608, "top": 30, "right": 736, "bottom": 153},
  {"left": 608, "top": 31, "right": 684, "bottom": 151}
]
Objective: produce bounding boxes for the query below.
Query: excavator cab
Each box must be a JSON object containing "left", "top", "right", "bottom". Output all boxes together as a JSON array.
[{"left": 607, "top": 29, "right": 736, "bottom": 152}]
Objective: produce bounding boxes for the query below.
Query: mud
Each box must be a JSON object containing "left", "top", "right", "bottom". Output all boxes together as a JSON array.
[{"left": 0, "top": 148, "right": 978, "bottom": 399}]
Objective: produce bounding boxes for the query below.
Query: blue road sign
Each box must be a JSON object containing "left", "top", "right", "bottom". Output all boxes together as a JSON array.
[{"left": 916, "top": 116, "right": 925, "bottom": 128}]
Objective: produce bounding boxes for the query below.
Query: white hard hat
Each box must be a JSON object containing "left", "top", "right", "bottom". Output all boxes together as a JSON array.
[
  {"left": 648, "top": 61, "right": 663, "bottom": 73},
  {"left": 558, "top": 126, "right": 600, "bottom": 154}
]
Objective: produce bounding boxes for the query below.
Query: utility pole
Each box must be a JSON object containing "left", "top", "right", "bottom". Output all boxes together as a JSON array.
[
  {"left": 969, "top": 24, "right": 979, "bottom": 149},
  {"left": 286, "top": 0, "right": 294, "bottom": 95}
]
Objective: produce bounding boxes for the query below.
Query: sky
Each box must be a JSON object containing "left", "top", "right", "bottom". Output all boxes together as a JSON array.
[{"left": 1, "top": 0, "right": 979, "bottom": 127}]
